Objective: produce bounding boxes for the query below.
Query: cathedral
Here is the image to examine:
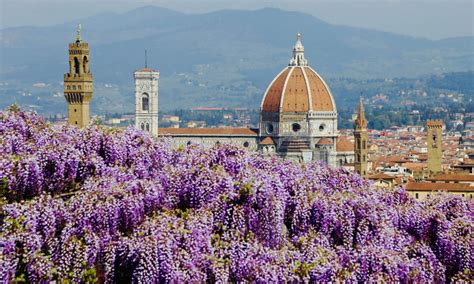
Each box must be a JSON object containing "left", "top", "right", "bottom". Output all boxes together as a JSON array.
[
  {"left": 154, "top": 34, "right": 351, "bottom": 167},
  {"left": 63, "top": 27, "right": 363, "bottom": 168}
]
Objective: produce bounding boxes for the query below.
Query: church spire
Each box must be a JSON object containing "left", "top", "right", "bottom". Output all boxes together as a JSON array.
[
  {"left": 355, "top": 96, "right": 368, "bottom": 129},
  {"left": 354, "top": 96, "right": 368, "bottom": 178},
  {"left": 289, "top": 32, "right": 308, "bottom": 66}
]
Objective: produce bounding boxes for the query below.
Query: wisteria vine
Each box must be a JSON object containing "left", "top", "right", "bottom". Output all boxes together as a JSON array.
[{"left": 0, "top": 108, "right": 472, "bottom": 283}]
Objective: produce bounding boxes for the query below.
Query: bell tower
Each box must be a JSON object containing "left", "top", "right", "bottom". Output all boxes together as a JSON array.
[
  {"left": 134, "top": 51, "right": 159, "bottom": 136},
  {"left": 64, "top": 24, "right": 93, "bottom": 128},
  {"left": 427, "top": 120, "right": 443, "bottom": 174},
  {"left": 354, "top": 97, "right": 368, "bottom": 177}
]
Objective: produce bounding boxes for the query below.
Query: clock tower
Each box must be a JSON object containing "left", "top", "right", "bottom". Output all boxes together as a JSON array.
[
  {"left": 64, "top": 24, "right": 93, "bottom": 128},
  {"left": 134, "top": 61, "right": 159, "bottom": 136}
]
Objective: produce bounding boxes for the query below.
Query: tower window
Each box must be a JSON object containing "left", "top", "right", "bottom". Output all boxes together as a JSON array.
[
  {"left": 74, "top": 109, "right": 77, "bottom": 112},
  {"left": 432, "top": 134, "right": 437, "bottom": 148},
  {"left": 74, "top": 57, "right": 80, "bottom": 74},
  {"left": 141, "top": 123, "right": 145, "bottom": 131},
  {"left": 142, "top": 93, "right": 149, "bottom": 111},
  {"left": 83, "top": 56, "right": 88, "bottom": 73},
  {"left": 146, "top": 123, "right": 150, "bottom": 132}
]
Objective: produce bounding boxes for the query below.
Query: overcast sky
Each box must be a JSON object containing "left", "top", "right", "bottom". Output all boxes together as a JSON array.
[{"left": 1, "top": 0, "right": 472, "bottom": 40}]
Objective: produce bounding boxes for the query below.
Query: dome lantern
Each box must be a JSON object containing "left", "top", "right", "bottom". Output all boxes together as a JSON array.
[{"left": 289, "top": 33, "right": 308, "bottom": 67}]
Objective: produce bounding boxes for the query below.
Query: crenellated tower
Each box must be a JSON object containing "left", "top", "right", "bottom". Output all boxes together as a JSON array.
[
  {"left": 354, "top": 97, "right": 368, "bottom": 177},
  {"left": 64, "top": 24, "right": 93, "bottom": 127},
  {"left": 427, "top": 120, "right": 443, "bottom": 174}
]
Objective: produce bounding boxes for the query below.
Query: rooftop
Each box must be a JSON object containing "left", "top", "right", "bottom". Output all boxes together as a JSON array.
[{"left": 159, "top": 127, "right": 258, "bottom": 136}]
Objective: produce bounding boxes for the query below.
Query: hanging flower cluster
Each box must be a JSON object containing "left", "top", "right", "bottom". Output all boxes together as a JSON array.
[{"left": 0, "top": 108, "right": 472, "bottom": 282}]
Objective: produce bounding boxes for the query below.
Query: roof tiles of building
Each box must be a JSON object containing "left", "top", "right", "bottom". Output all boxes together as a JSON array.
[
  {"left": 317, "top": 137, "right": 333, "bottom": 145},
  {"left": 259, "top": 136, "right": 275, "bottom": 145},
  {"left": 406, "top": 181, "right": 474, "bottom": 192},
  {"left": 136, "top": 67, "right": 156, "bottom": 73},
  {"left": 368, "top": 173, "right": 396, "bottom": 180},
  {"left": 336, "top": 136, "right": 354, "bottom": 152},
  {"left": 427, "top": 174, "right": 474, "bottom": 182},
  {"left": 159, "top": 128, "right": 258, "bottom": 136}
]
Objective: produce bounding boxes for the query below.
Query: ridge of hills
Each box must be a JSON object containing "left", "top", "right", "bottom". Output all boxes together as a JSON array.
[{"left": 0, "top": 6, "right": 473, "bottom": 114}]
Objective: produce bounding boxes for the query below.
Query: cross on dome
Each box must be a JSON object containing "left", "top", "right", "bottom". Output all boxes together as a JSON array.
[{"left": 289, "top": 32, "right": 308, "bottom": 66}]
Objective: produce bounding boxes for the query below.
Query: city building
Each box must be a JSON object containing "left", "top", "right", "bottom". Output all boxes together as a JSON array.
[
  {"left": 134, "top": 55, "right": 159, "bottom": 136},
  {"left": 63, "top": 25, "right": 93, "bottom": 128},
  {"left": 159, "top": 33, "right": 341, "bottom": 166},
  {"left": 427, "top": 120, "right": 443, "bottom": 175}
]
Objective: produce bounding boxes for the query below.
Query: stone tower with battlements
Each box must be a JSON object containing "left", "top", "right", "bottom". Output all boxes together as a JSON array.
[
  {"left": 427, "top": 120, "right": 443, "bottom": 174},
  {"left": 354, "top": 97, "right": 368, "bottom": 177},
  {"left": 64, "top": 24, "right": 93, "bottom": 128}
]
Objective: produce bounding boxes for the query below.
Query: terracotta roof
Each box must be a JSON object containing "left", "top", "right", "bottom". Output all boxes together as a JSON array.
[
  {"left": 261, "top": 68, "right": 290, "bottom": 112},
  {"left": 368, "top": 173, "right": 395, "bottom": 180},
  {"left": 159, "top": 128, "right": 258, "bottom": 136},
  {"left": 336, "top": 136, "right": 354, "bottom": 152},
  {"left": 136, "top": 67, "right": 156, "bottom": 72},
  {"left": 259, "top": 136, "right": 275, "bottom": 145},
  {"left": 261, "top": 66, "right": 335, "bottom": 113},
  {"left": 427, "top": 174, "right": 474, "bottom": 182},
  {"left": 305, "top": 67, "right": 335, "bottom": 112},
  {"left": 406, "top": 181, "right": 474, "bottom": 192},
  {"left": 404, "top": 162, "right": 427, "bottom": 172},
  {"left": 282, "top": 67, "right": 310, "bottom": 112},
  {"left": 317, "top": 137, "right": 333, "bottom": 145}
]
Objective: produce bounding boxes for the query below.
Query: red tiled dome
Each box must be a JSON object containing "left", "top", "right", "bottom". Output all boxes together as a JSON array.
[{"left": 260, "top": 34, "right": 336, "bottom": 113}]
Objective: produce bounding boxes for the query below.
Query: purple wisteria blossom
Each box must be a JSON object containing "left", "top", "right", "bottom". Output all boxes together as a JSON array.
[{"left": 0, "top": 108, "right": 472, "bottom": 282}]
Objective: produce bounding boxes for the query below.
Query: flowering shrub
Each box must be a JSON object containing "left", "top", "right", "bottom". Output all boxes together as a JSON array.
[{"left": 0, "top": 108, "right": 472, "bottom": 282}]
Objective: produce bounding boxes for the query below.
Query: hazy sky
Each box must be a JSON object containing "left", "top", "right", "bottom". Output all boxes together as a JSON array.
[{"left": 1, "top": 0, "right": 472, "bottom": 40}]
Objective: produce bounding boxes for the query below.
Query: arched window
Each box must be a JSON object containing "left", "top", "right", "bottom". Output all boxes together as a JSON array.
[
  {"left": 432, "top": 134, "right": 437, "bottom": 148},
  {"left": 74, "top": 57, "right": 80, "bottom": 74},
  {"left": 362, "top": 140, "right": 366, "bottom": 150},
  {"left": 141, "top": 123, "right": 145, "bottom": 131},
  {"left": 356, "top": 140, "right": 360, "bottom": 149},
  {"left": 83, "top": 56, "right": 89, "bottom": 73},
  {"left": 146, "top": 123, "right": 150, "bottom": 132},
  {"left": 142, "top": 93, "right": 149, "bottom": 111}
]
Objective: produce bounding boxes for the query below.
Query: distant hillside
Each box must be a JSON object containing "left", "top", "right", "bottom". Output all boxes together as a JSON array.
[{"left": 0, "top": 6, "right": 473, "bottom": 115}]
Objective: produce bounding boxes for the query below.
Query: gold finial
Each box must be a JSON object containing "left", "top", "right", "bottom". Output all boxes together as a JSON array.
[{"left": 76, "top": 24, "right": 82, "bottom": 42}]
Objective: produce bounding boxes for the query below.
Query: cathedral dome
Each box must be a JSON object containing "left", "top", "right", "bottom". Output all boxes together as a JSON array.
[{"left": 260, "top": 33, "right": 336, "bottom": 113}]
